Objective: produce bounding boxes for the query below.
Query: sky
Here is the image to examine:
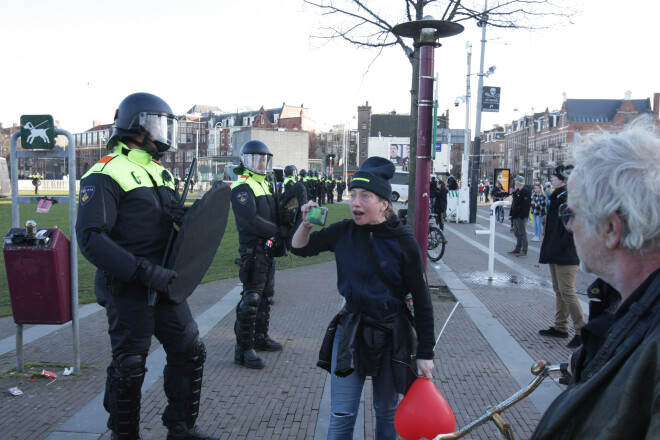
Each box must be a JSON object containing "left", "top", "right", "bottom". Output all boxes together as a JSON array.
[{"left": 1, "top": 0, "right": 657, "bottom": 136}]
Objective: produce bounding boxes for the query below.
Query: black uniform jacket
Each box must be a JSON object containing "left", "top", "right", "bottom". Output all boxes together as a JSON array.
[
  {"left": 76, "top": 144, "right": 177, "bottom": 282},
  {"left": 231, "top": 170, "right": 279, "bottom": 245}
]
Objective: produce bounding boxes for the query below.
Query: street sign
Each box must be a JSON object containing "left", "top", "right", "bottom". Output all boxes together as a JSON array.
[
  {"left": 482, "top": 86, "right": 501, "bottom": 113},
  {"left": 20, "top": 115, "right": 55, "bottom": 149}
]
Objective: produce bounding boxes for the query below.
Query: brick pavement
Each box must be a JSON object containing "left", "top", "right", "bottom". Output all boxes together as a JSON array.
[{"left": 0, "top": 205, "right": 588, "bottom": 439}]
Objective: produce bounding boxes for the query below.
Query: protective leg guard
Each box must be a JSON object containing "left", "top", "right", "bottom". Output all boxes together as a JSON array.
[
  {"left": 162, "top": 338, "right": 206, "bottom": 429},
  {"left": 162, "top": 338, "right": 218, "bottom": 439},
  {"left": 234, "top": 290, "right": 265, "bottom": 368},
  {"left": 104, "top": 353, "right": 147, "bottom": 440},
  {"left": 254, "top": 298, "right": 282, "bottom": 352}
]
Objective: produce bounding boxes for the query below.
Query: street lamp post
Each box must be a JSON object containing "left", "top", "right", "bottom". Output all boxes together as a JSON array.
[
  {"left": 393, "top": 17, "right": 463, "bottom": 263},
  {"left": 469, "top": 0, "right": 490, "bottom": 223}
]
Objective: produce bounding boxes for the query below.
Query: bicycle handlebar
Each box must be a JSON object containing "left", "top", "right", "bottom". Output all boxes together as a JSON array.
[{"left": 432, "top": 360, "right": 562, "bottom": 440}]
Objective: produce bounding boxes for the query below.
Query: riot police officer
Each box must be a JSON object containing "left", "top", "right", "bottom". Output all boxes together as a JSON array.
[
  {"left": 336, "top": 176, "right": 346, "bottom": 202},
  {"left": 232, "top": 140, "right": 286, "bottom": 369},
  {"left": 76, "top": 93, "right": 218, "bottom": 440},
  {"left": 280, "top": 165, "right": 308, "bottom": 236}
]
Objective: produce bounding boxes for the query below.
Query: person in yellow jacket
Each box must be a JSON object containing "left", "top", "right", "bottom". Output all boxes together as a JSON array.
[{"left": 76, "top": 92, "right": 218, "bottom": 440}]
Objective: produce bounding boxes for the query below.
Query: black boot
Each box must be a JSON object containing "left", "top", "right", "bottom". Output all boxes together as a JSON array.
[
  {"left": 167, "top": 422, "right": 220, "bottom": 440},
  {"left": 254, "top": 296, "right": 282, "bottom": 351},
  {"left": 254, "top": 335, "right": 283, "bottom": 351},
  {"left": 234, "top": 345, "right": 266, "bottom": 369},
  {"left": 234, "top": 291, "right": 265, "bottom": 368}
]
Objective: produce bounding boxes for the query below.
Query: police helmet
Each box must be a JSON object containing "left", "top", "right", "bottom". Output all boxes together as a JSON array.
[
  {"left": 284, "top": 165, "right": 297, "bottom": 178},
  {"left": 108, "top": 92, "right": 178, "bottom": 153},
  {"left": 299, "top": 169, "right": 307, "bottom": 177},
  {"left": 240, "top": 140, "right": 273, "bottom": 175}
]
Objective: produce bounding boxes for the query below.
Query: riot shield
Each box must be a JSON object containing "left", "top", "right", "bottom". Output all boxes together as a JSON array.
[{"left": 165, "top": 182, "right": 231, "bottom": 303}]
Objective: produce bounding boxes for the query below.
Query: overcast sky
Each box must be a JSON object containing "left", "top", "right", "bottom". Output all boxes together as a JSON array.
[{"left": 1, "top": 0, "right": 656, "bottom": 135}]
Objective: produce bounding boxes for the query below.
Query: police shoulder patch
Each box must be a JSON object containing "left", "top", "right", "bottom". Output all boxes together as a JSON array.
[
  {"left": 80, "top": 186, "right": 95, "bottom": 206},
  {"left": 237, "top": 191, "right": 248, "bottom": 205}
]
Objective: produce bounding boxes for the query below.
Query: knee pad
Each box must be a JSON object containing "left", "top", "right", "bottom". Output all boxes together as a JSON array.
[
  {"left": 239, "top": 290, "right": 261, "bottom": 313},
  {"left": 112, "top": 352, "right": 148, "bottom": 384}
]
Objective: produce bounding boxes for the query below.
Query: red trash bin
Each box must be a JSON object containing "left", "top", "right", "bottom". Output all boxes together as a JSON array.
[{"left": 3, "top": 227, "right": 72, "bottom": 324}]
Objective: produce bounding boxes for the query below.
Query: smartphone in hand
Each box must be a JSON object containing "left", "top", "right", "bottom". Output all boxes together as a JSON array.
[{"left": 307, "top": 206, "right": 328, "bottom": 226}]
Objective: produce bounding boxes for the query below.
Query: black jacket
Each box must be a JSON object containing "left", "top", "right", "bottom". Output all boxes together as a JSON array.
[
  {"left": 539, "top": 186, "right": 579, "bottom": 265},
  {"left": 317, "top": 305, "right": 418, "bottom": 394},
  {"left": 76, "top": 144, "right": 178, "bottom": 281},
  {"left": 532, "top": 269, "right": 660, "bottom": 439},
  {"left": 291, "top": 218, "right": 435, "bottom": 360},
  {"left": 510, "top": 185, "right": 532, "bottom": 219}
]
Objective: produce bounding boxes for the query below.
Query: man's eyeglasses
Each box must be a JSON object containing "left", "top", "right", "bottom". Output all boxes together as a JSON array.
[{"left": 558, "top": 203, "right": 575, "bottom": 231}]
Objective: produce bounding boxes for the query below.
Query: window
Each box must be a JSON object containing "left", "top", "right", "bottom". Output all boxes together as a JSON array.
[
  {"left": 185, "top": 150, "right": 194, "bottom": 161},
  {"left": 624, "top": 114, "right": 631, "bottom": 124},
  {"left": 173, "top": 167, "right": 180, "bottom": 178},
  {"left": 261, "top": 115, "right": 264, "bottom": 124},
  {"left": 361, "top": 138, "right": 366, "bottom": 144}
]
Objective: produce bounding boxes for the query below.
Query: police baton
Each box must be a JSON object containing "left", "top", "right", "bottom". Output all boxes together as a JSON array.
[{"left": 147, "top": 158, "right": 197, "bottom": 307}]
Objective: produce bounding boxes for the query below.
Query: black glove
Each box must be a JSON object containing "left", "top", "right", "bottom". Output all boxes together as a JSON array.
[
  {"left": 136, "top": 258, "right": 177, "bottom": 292},
  {"left": 168, "top": 202, "right": 188, "bottom": 226}
]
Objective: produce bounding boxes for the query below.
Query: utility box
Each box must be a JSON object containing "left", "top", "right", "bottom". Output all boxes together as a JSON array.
[{"left": 3, "top": 227, "right": 71, "bottom": 324}]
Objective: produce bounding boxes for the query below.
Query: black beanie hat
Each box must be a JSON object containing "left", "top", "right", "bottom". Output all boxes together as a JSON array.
[
  {"left": 349, "top": 156, "right": 395, "bottom": 201},
  {"left": 552, "top": 164, "right": 574, "bottom": 182}
]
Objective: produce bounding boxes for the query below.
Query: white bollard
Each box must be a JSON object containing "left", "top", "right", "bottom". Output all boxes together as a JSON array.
[{"left": 474, "top": 200, "right": 511, "bottom": 279}]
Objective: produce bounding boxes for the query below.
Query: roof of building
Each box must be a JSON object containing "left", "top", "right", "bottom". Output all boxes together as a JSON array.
[
  {"left": 369, "top": 114, "right": 410, "bottom": 137},
  {"left": 187, "top": 104, "right": 224, "bottom": 115},
  {"left": 566, "top": 98, "right": 651, "bottom": 123}
]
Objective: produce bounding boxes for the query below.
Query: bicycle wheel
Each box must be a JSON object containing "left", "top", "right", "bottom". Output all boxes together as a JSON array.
[
  {"left": 427, "top": 226, "right": 446, "bottom": 261},
  {"left": 496, "top": 206, "right": 504, "bottom": 223}
]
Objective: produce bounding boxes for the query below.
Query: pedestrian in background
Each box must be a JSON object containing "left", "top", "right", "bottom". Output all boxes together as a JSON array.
[
  {"left": 507, "top": 176, "right": 532, "bottom": 257},
  {"left": 291, "top": 157, "right": 435, "bottom": 440},
  {"left": 434, "top": 180, "right": 449, "bottom": 230},
  {"left": 530, "top": 183, "right": 547, "bottom": 241},
  {"left": 531, "top": 118, "right": 660, "bottom": 439},
  {"left": 538, "top": 165, "right": 585, "bottom": 348},
  {"left": 483, "top": 181, "right": 490, "bottom": 203}
]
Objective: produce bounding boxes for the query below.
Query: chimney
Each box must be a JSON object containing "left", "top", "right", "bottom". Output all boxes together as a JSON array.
[
  {"left": 624, "top": 90, "right": 632, "bottom": 100},
  {"left": 562, "top": 92, "right": 567, "bottom": 102},
  {"left": 654, "top": 93, "right": 660, "bottom": 117},
  {"left": 93, "top": 120, "right": 101, "bottom": 128}
]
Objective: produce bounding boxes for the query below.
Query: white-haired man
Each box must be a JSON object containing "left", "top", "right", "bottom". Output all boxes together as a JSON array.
[{"left": 531, "top": 118, "right": 660, "bottom": 439}]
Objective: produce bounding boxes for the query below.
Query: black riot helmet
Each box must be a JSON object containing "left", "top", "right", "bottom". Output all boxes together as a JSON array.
[
  {"left": 299, "top": 169, "right": 307, "bottom": 178},
  {"left": 239, "top": 140, "right": 273, "bottom": 175},
  {"left": 284, "top": 165, "right": 297, "bottom": 178},
  {"left": 108, "top": 93, "right": 178, "bottom": 155}
]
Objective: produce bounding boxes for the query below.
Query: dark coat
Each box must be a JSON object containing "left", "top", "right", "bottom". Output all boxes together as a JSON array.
[
  {"left": 531, "top": 269, "right": 660, "bottom": 439},
  {"left": 434, "top": 187, "right": 448, "bottom": 215},
  {"left": 510, "top": 185, "right": 532, "bottom": 219},
  {"left": 539, "top": 186, "right": 579, "bottom": 265}
]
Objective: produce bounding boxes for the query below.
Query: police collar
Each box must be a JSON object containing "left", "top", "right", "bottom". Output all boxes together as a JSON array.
[
  {"left": 116, "top": 142, "right": 153, "bottom": 166},
  {"left": 243, "top": 170, "right": 267, "bottom": 183}
]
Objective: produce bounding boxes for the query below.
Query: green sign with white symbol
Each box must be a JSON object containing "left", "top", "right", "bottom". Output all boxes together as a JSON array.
[{"left": 20, "top": 114, "right": 55, "bottom": 149}]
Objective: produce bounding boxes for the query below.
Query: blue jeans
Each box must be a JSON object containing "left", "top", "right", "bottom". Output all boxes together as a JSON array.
[
  {"left": 532, "top": 214, "right": 544, "bottom": 238},
  {"left": 328, "top": 324, "right": 399, "bottom": 440}
]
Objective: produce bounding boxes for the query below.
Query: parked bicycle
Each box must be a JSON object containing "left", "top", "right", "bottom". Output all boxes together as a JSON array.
[
  {"left": 493, "top": 196, "right": 509, "bottom": 223},
  {"left": 397, "top": 209, "right": 447, "bottom": 262}
]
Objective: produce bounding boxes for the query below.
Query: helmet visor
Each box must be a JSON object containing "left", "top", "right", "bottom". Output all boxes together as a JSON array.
[
  {"left": 242, "top": 153, "right": 273, "bottom": 175},
  {"left": 137, "top": 112, "right": 178, "bottom": 151}
]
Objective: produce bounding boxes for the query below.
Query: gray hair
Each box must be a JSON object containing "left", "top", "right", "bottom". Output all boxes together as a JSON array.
[{"left": 569, "top": 116, "right": 660, "bottom": 254}]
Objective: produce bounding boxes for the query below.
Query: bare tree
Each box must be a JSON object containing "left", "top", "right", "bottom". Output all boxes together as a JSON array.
[{"left": 303, "top": 0, "right": 576, "bottom": 232}]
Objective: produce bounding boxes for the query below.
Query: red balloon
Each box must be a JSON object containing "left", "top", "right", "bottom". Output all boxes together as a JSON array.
[{"left": 394, "top": 378, "right": 456, "bottom": 440}]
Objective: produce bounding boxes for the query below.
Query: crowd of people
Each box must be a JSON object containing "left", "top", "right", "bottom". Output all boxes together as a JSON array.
[{"left": 75, "top": 91, "right": 660, "bottom": 439}]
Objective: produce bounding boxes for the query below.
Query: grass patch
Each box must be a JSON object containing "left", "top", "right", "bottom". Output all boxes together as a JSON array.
[{"left": 0, "top": 197, "right": 351, "bottom": 318}]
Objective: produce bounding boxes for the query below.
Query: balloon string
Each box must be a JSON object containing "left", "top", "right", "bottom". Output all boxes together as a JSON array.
[{"left": 434, "top": 302, "right": 460, "bottom": 351}]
